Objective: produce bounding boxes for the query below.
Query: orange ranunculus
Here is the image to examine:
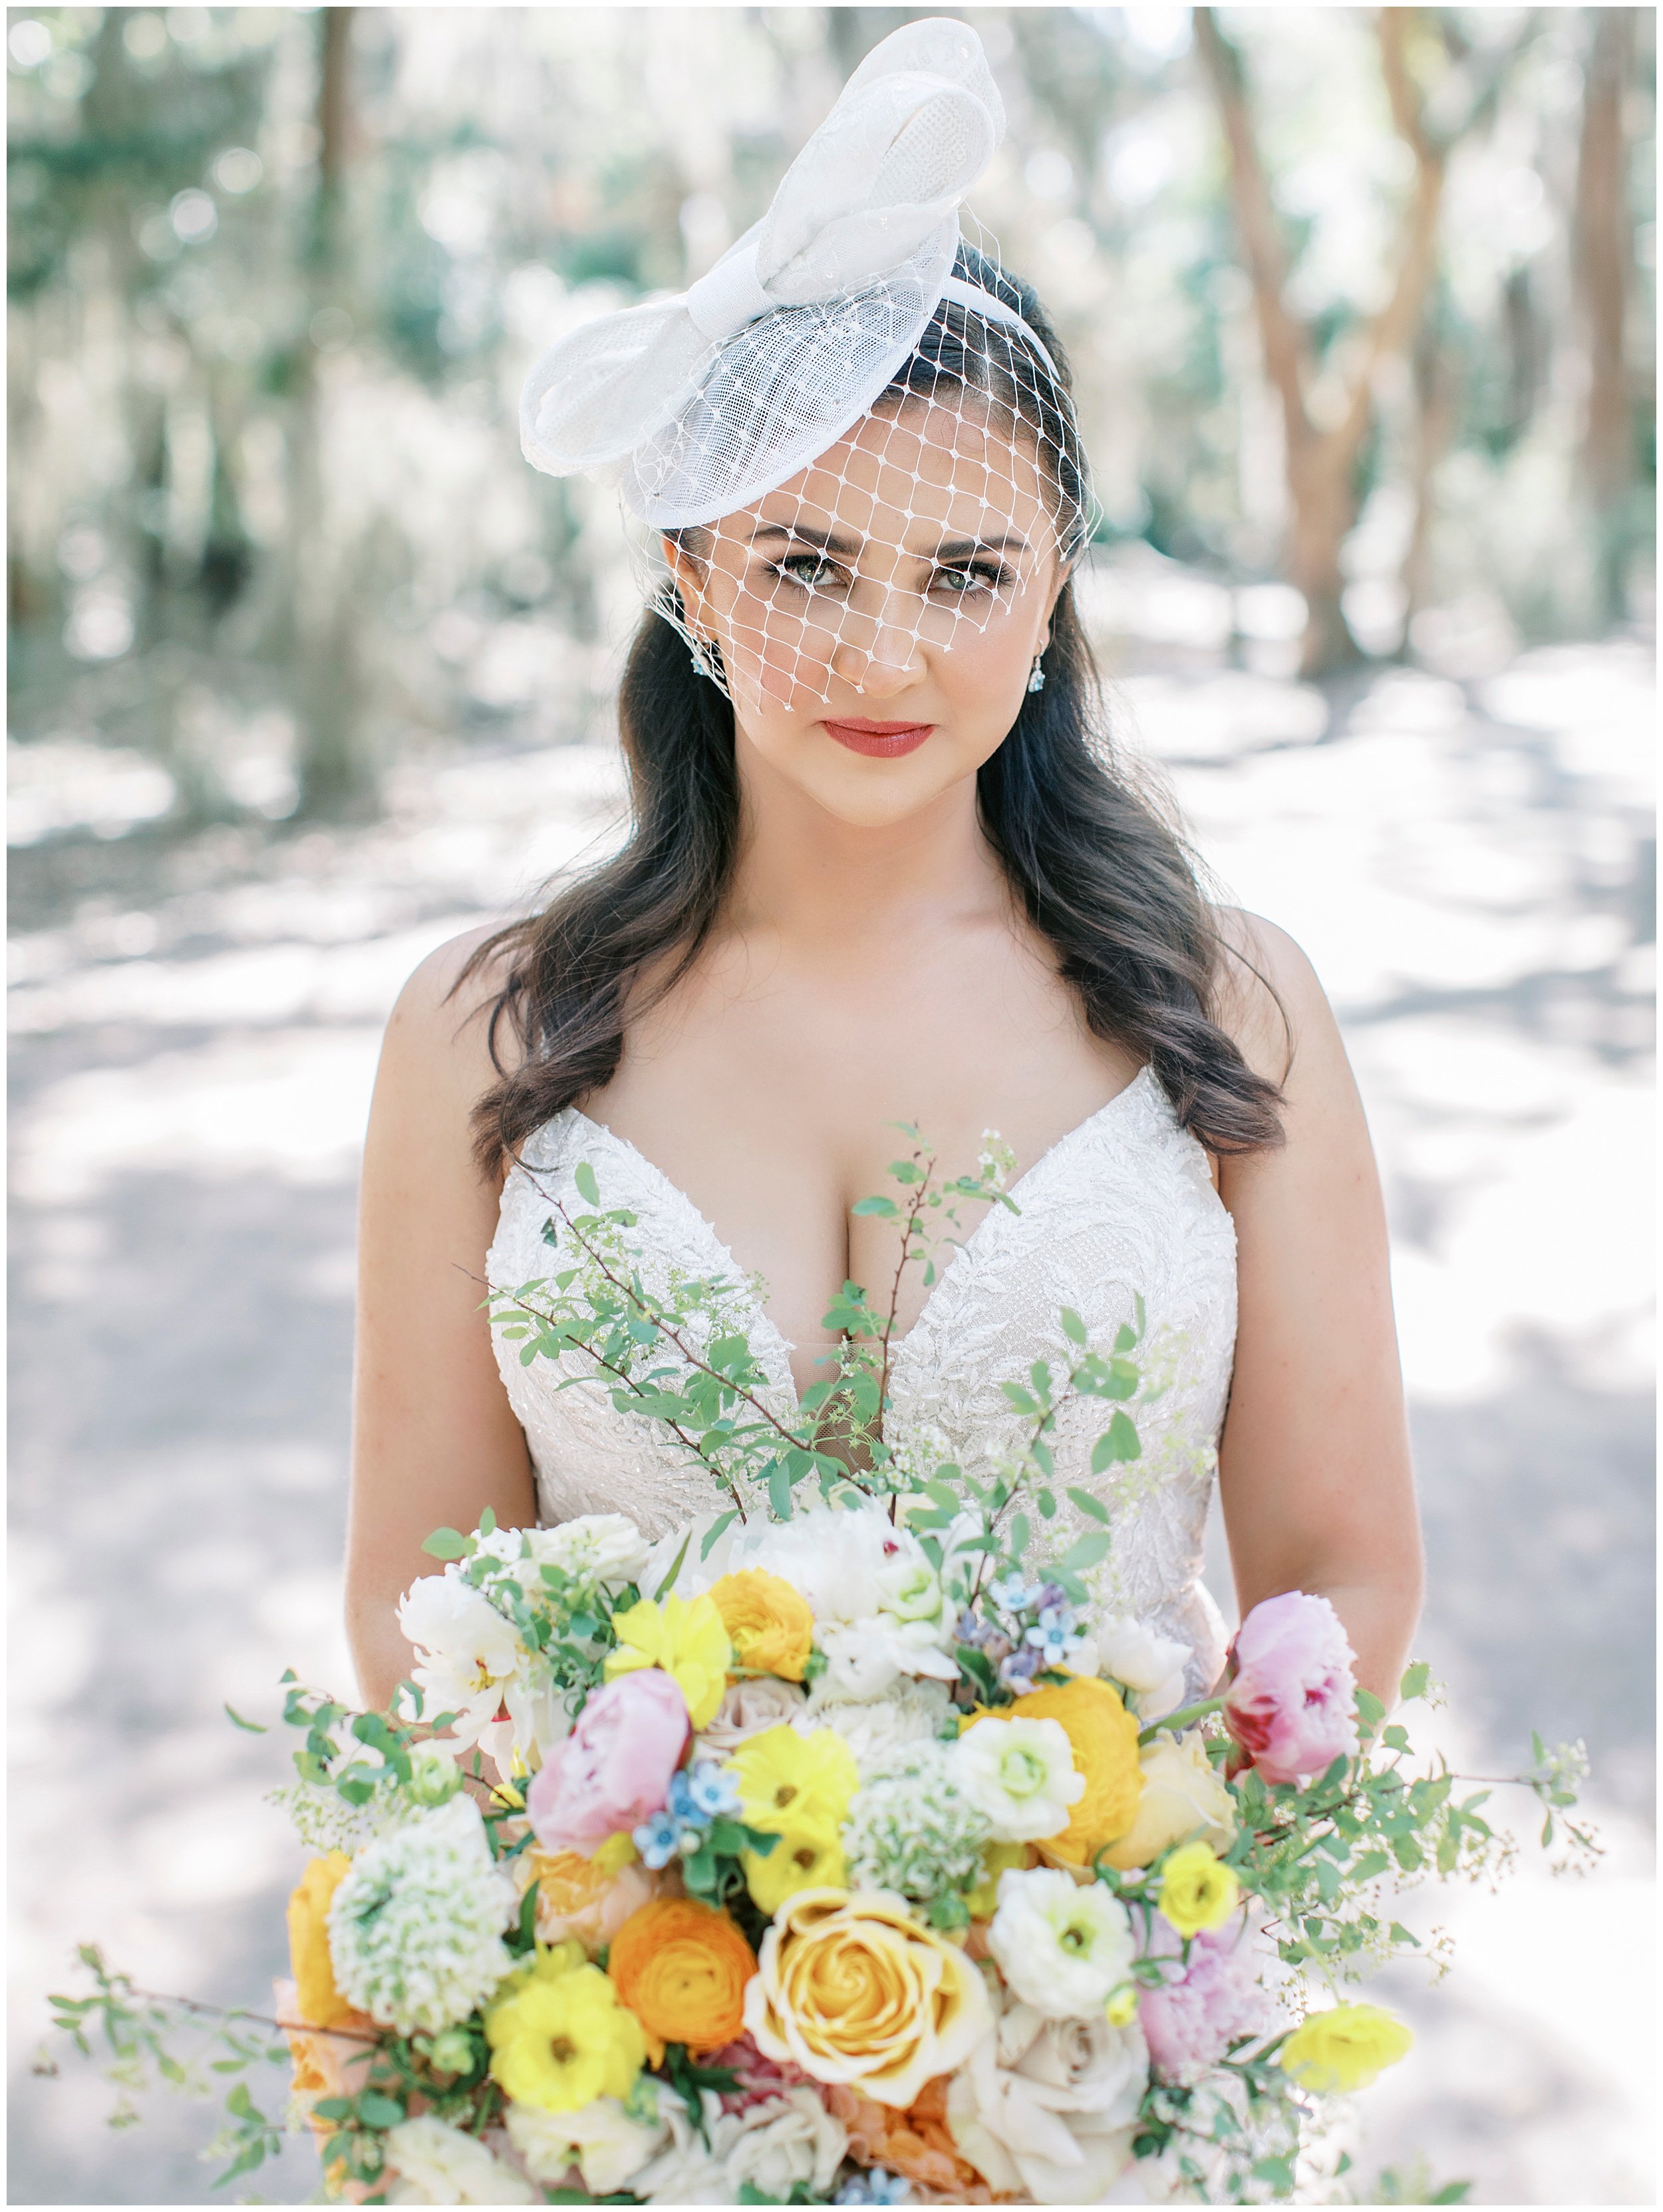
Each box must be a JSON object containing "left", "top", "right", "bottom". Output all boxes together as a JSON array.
[
  {"left": 607, "top": 1897, "right": 757, "bottom": 2058},
  {"left": 1007, "top": 1677, "right": 1143, "bottom": 1867},
  {"left": 826, "top": 2076, "right": 998, "bottom": 2202},
  {"left": 286, "top": 1853, "right": 356, "bottom": 2028},
  {"left": 273, "top": 1977, "right": 378, "bottom": 2194},
  {"left": 708, "top": 1570, "right": 816, "bottom": 1682}
]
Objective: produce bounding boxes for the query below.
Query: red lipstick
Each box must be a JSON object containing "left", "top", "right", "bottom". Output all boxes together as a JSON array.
[{"left": 821, "top": 717, "right": 935, "bottom": 758}]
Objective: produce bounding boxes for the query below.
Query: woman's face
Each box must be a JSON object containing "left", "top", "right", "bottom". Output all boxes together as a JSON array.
[{"left": 666, "top": 397, "right": 1070, "bottom": 830}]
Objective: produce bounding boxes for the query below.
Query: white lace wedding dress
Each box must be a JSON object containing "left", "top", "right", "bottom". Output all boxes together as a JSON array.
[{"left": 487, "top": 1063, "right": 1237, "bottom": 1699}]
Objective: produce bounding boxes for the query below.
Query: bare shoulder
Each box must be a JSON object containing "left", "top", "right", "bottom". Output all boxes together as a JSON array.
[
  {"left": 384, "top": 922, "right": 524, "bottom": 1081},
  {"left": 370, "top": 922, "right": 528, "bottom": 1188},
  {"left": 1209, "top": 906, "right": 1344, "bottom": 1094}
]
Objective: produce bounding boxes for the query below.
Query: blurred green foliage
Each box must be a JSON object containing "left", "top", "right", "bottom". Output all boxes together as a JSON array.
[{"left": 6, "top": 5, "right": 1654, "bottom": 823}]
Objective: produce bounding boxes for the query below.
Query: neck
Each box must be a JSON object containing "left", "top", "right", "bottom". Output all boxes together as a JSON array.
[{"left": 722, "top": 742, "right": 1006, "bottom": 954}]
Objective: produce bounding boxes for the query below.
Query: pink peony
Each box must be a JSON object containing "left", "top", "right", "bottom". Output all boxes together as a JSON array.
[
  {"left": 1138, "top": 1916, "right": 1267, "bottom": 2084},
  {"left": 1223, "top": 1591, "right": 1359, "bottom": 1786},
  {"left": 526, "top": 1669, "right": 688, "bottom": 1852}
]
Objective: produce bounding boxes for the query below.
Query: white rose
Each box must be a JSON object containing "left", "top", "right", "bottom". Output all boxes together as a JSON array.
[
  {"left": 724, "top": 2088, "right": 847, "bottom": 2201},
  {"left": 504, "top": 2096, "right": 667, "bottom": 2195},
  {"left": 802, "top": 1675, "right": 953, "bottom": 1772},
  {"left": 1099, "top": 1730, "right": 1236, "bottom": 1872},
  {"left": 1095, "top": 1617, "right": 1191, "bottom": 1723},
  {"left": 947, "top": 1997, "right": 1149, "bottom": 2206},
  {"left": 526, "top": 1513, "right": 653, "bottom": 1590},
  {"left": 398, "top": 1572, "right": 526, "bottom": 1747},
  {"left": 630, "top": 2092, "right": 744, "bottom": 2205},
  {"left": 384, "top": 2115, "right": 535, "bottom": 2205},
  {"left": 692, "top": 1675, "right": 809, "bottom": 1758},
  {"left": 988, "top": 1866, "right": 1136, "bottom": 2020}
]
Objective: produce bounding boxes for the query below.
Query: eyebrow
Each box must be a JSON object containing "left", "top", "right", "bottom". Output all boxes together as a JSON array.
[{"left": 746, "top": 521, "right": 1030, "bottom": 561}]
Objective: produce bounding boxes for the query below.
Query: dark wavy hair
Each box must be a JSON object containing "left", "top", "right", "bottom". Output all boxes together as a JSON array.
[{"left": 461, "top": 243, "right": 1286, "bottom": 1173}]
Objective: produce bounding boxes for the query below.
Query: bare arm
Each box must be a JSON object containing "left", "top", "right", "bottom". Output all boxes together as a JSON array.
[
  {"left": 1213, "top": 911, "right": 1424, "bottom": 1708},
  {"left": 345, "top": 928, "right": 536, "bottom": 1713}
]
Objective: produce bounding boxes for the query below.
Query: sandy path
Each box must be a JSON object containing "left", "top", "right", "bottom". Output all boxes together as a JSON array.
[{"left": 8, "top": 634, "right": 1652, "bottom": 2204}]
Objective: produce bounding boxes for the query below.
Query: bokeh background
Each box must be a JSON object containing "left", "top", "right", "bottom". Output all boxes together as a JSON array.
[{"left": 8, "top": 6, "right": 1655, "bottom": 2205}]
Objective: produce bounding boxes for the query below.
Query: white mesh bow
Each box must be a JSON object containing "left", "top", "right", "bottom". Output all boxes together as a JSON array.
[{"left": 519, "top": 17, "right": 1010, "bottom": 526}]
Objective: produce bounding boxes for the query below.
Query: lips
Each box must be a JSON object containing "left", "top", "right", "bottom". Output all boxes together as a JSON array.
[{"left": 821, "top": 719, "right": 935, "bottom": 758}]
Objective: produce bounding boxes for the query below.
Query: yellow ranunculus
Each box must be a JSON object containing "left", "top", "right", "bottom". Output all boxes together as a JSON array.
[
  {"left": 485, "top": 1947, "right": 646, "bottom": 2114},
  {"left": 286, "top": 1852, "right": 355, "bottom": 2028},
  {"left": 729, "top": 1724, "right": 858, "bottom": 1834},
  {"left": 1278, "top": 2003, "right": 1414, "bottom": 2094},
  {"left": 744, "top": 1820, "right": 847, "bottom": 1913},
  {"left": 708, "top": 1570, "right": 815, "bottom": 1682},
  {"left": 1104, "top": 1983, "right": 1139, "bottom": 2027},
  {"left": 744, "top": 1887, "right": 992, "bottom": 2110},
  {"left": 1156, "top": 1840, "right": 1241, "bottom": 1937},
  {"left": 603, "top": 1592, "right": 731, "bottom": 1728},
  {"left": 1005, "top": 1677, "right": 1143, "bottom": 1866},
  {"left": 1100, "top": 1730, "right": 1236, "bottom": 1872}
]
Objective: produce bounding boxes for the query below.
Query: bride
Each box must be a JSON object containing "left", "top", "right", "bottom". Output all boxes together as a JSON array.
[{"left": 344, "top": 19, "right": 1421, "bottom": 1732}]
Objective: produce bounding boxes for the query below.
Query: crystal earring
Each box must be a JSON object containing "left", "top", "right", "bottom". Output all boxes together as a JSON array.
[{"left": 1026, "top": 652, "right": 1046, "bottom": 694}]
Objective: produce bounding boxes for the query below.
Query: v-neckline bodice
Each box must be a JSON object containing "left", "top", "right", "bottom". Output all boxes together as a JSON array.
[{"left": 560, "top": 1063, "right": 1158, "bottom": 1415}]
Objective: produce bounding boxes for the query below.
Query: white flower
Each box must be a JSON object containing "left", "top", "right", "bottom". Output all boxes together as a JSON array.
[
  {"left": 988, "top": 1866, "right": 1136, "bottom": 2020},
  {"left": 382, "top": 2115, "right": 535, "bottom": 2205},
  {"left": 675, "top": 1500, "right": 958, "bottom": 1702},
  {"left": 1095, "top": 1617, "right": 1191, "bottom": 1722},
  {"left": 957, "top": 1716, "right": 1085, "bottom": 1842},
  {"left": 801, "top": 1675, "right": 953, "bottom": 1772},
  {"left": 628, "top": 2088, "right": 847, "bottom": 2206},
  {"left": 527, "top": 1513, "right": 653, "bottom": 1591},
  {"left": 844, "top": 1742, "right": 990, "bottom": 1901},
  {"left": 398, "top": 1571, "right": 526, "bottom": 1748},
  {"left": 726, "top": 2088, "right": 847, "bottom": 2201},
  {"left": 504, "top": 2096, "right": 668, "bottom": 2195},
  {"left": 693, "top": 1675, "right": 809, "bottom": 1758},
  {"left": 328, "top": 1798, "right": 516, "bottom": 2036},
  {"left": 629, "top": 2090, "right": 742, "bottom": 2205},
  {"left": 947, "top": 1996, "right": 1149, "bottom": 2206}
]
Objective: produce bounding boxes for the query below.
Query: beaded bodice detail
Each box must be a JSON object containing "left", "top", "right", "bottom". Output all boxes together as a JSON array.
[{"left": 486, "top": 1065, "right": 1239, "bottom": 1697}]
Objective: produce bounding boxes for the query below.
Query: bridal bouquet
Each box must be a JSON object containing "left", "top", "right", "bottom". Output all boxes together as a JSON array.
[{"left": 50, "top": 1141, "right": 1593, "bottom": 2207}]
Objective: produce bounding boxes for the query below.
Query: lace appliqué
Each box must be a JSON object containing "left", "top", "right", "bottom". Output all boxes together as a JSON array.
[{"left": 486, "top": 1068, "right": 1238, "bottom": 1699}]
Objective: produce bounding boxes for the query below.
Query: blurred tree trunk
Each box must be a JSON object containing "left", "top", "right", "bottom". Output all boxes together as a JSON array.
[
  {"left": 1574, "top": 6, "right": 1638, "bottom": 626},
  {"left": 1401, "top": 318, "right": 1457, "bottom": 627},
  {"left": 288, "top": 6, "right": 366, "bottom": 815},
  {"left": 1195, "top": 8, "right": 1514, "bottom": 678}
]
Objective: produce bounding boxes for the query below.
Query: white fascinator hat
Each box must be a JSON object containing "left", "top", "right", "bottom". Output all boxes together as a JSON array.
[{"left": 518, "top": 15, "right": 1067, "bottom": 531}]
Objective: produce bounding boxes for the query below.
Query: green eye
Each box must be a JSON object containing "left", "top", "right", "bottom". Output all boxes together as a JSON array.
[{"left": 779, "top": 554, "right": 841, "bottom": 590}]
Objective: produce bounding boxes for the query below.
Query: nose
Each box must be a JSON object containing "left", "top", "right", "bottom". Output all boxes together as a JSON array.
[{"left": 828, "top": 586, "right": 925, "bottom": 697}]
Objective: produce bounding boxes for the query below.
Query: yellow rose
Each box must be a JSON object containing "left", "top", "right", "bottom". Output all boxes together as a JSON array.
[
  {"left": 286, "top": 1852, "right": 355, "bottom": 2028},
  {"left": 1006, "top": 1677, "right": 1143, "bottom": 1866},
  {"left": 1279, "top": 2003, "right": 1414, "bottom": 2094},
  {"left": 1156, "top": 1840, "right": 1241, "bottom": 1937},
  {"left": 744, "top": 1887, "right": 992, "bottom": 2110},
  {"left": 708, "top": 1570, "right": 816, "bottom": 1681},
  {"left": 1100, "top": 1731, "right": 1236, "bottom": 1871},
  {"left": 604, "top": 1592, "right": 731, "bottom": 1728},
  {"left": 729, "top": 1724, "right": 858, "bottom": 1833},
  {"left": 514, "top": 1847, "right": 658, "bottom": 1954},
  {"left": 744, "top": 1819, "right": 847, "bottom": 1913}
]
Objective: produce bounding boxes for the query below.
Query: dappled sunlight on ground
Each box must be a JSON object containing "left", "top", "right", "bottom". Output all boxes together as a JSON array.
[{"left": 9, "top": 624, "right": 1652, "bottom": 2203}]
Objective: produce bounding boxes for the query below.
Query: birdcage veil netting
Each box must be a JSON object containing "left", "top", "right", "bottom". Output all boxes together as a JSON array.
[{"left": 517, "top": 17, "right": 1099, "bottom": 717}]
